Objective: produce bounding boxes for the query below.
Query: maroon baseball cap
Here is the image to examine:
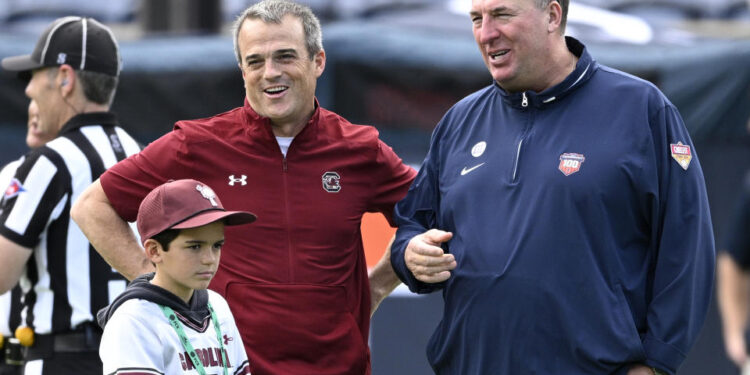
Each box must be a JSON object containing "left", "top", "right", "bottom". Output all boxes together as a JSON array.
[
  {"left": 137, "top": 179, "right": 256, "bottom": 244},
  {"left": 1, "top": 16, "right": 120, "bottom": 80}
]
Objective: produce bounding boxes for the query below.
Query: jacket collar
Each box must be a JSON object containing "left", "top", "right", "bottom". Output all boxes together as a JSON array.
[
  {"left": 97, "top": 273, "right": 209, "bottom": 329},
  {"left": 240, "top": 97, "right": 321, "bottom": 141},
  {"left": 59, "top": 111, "right": 118, "bottom": 135},
  {"left": 495, "top": 37, "right": 596, "bottom": 109}
]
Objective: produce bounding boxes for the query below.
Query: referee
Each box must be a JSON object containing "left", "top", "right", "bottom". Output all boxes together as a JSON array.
[
  {"left": 1, "top": 161, "right": 23, "bottom": 375},
  {"left": 1, "top": 101, "right": 45, "bottom": 375},
  {"left": 0, "top": 17, "right": 140, "bottom": 374}
]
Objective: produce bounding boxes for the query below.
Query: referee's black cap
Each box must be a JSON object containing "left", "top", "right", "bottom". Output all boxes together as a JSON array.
[{"left": 1, "top": 16, "right": 121, "bottom": 81}]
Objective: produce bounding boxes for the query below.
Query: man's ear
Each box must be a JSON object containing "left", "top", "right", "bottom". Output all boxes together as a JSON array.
[
  {"left": 546, "top": 0, "right": 563, "bottom": 34},
  {"left": 314, "top": 49, "right": 326, "bottom": 78},
  {"left": 144, "top": 239, "right": 163, "bottom": 264},
  {"left": 57, "top": 64, "right": 75, "bottom": 96}
]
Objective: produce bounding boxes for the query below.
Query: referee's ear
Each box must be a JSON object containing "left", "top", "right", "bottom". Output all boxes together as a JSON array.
[{"left": 143, "top": 239, "right": 163, "bottom": 265}]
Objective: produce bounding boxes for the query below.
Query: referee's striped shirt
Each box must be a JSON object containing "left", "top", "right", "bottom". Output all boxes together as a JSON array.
[
  {"left": 0, "top": 160, "right": 23, "bottom": 337},
  {"left": 0, "top": 112, "right": 141, "bottom": 335}
]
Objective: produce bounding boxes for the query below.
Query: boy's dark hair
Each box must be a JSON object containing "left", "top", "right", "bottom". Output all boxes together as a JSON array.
[{"left": 150, "top": 229, "right": 181, "bottom": 251}]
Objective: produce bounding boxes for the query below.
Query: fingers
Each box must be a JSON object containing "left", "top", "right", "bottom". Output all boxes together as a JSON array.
[
  {"left": 404, "top": 230, "right": 457, "bottom": 284},
  {"left": 624, "top": 365, "right": 654, "bottom": 375},
  {"left": 422, "top": 229, "right": 453, "bottom": 246},
  {"left": 726, "top": 334, "right": 748, "bottom": 368}
]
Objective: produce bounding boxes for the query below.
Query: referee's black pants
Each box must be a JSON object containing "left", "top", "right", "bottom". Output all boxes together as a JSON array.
[
  {"left": 0, "top": 363, "right": 23, "bottom": 375},
  {"left": 23, "top": 351, "right": 101, "bottom": 375}
]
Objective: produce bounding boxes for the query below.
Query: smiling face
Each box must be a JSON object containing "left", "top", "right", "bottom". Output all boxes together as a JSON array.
[
  {"left": 147, "top": 222, "right": 225, "bottom": 303},
  {"left": 470, "top": 0, "right": 559, "bottom": 93},
  {"left": 237, "top": 15, "right": 325, "bottom": 133}
]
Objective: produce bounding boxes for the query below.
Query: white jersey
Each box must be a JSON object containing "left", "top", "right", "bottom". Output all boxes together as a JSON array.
[{"left": 100, "top": 290, "right": 250, "bottom": 374}]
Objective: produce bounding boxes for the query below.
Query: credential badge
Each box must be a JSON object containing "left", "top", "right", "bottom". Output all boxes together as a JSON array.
[
  {"left": 322, "top": 171, "right": 341, "bottom": 193},
  {"left": 558, "top": 153, "right": 585, "bottom": 176},
  {"left": 670, "top": 142, "right": 692, "bottom": 170}
]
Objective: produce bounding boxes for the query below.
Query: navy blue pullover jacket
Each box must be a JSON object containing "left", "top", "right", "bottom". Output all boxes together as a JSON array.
[{"left": 391, "top": 38, "right": 715, "bottom": 375}]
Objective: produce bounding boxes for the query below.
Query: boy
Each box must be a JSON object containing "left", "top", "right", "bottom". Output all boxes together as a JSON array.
[{"left": 97, "top": 179, "right": 256, "bottom": 374}]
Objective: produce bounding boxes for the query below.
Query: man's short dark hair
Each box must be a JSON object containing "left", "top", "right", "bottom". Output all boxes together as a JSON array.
[
  {"left": 537, "top": 0, "right": 569, "bottom": 34},
  {"left": 232, "top": 0, "right": 323, "bottom": 64},
  {"left": 77, "top": 70, "right": 118, "bottom": 106}
]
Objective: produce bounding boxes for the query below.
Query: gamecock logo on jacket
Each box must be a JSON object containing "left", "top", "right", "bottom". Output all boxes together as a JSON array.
[{"left": 322, "top": 171, "right": 341, "bottom": 193}]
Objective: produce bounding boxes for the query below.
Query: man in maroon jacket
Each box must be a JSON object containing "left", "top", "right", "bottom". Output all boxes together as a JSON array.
[{"left": 71, "top": 1, "right": 416, "bottom": 374}]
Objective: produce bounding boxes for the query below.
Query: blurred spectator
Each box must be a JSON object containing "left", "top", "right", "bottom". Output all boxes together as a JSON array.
[
  {"left": 0, "top": 0, "right": 135, "bottom": 36},
  {"left": 718, "top": 171, "right": 750, "bottom": 370},
  {"left": 717, "top": 118, "right": 750, "bottom": 371},
  {"left": 223, "top": 0, "right": 438, "bottom": 21},
  {"left": 0, "top": 0, "right": 134, "bottom": 22},
  {"left": 574, "top": 0, "right": 748, "bottom": 21}
]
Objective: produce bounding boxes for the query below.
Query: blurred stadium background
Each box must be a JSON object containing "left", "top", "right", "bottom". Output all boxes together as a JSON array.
[{"left": 1, "top": 1, "right": 749, "bottom": 373}]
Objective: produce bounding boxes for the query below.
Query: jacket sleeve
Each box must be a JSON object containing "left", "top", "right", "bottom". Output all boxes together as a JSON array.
[
  {"left": 101, "top": 127, "right": 192, "bottom": 222},
  {"left": 390, "top": 118, "right": 448, "bottom": 294},
  {"left": 643, "top": 103, "right": 716, "bottom": 374},
  {"left": 0, "top": 149, "right": 68, "bottom": 248},
  {"left": 367, "top": 139, "right": 417, "bottom": 225}
]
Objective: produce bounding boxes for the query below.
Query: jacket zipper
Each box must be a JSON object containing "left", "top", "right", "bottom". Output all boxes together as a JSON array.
[
  {"left": 282, "top": 155, "right": 293, "bottom": 280},
  {"left": 512, "top": 139, "right": 523, "bottom": 181},
  {"left": 513, "top": 92, "right": 529, "bottom": 182}
]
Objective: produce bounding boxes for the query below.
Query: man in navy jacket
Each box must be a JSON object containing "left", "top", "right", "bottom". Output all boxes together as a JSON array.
[{"left": 390, "top": 0, "right": 715, "bottom": 374}]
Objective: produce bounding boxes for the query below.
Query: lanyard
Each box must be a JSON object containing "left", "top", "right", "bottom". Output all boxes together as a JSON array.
[{"left": 160, "top": 302, "right": 229, "bottom": 375}]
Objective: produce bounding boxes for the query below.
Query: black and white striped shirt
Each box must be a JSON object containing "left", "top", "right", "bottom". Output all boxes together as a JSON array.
[
  {"left": 0, "top": 112, "right": 141, "bottom": 335},
  {"left": 0, "top": 160, "right": 23, "bottom": 337}
]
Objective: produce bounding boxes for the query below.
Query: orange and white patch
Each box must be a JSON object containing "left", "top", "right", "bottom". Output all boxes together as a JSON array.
[
  {"left": 558, "top": 153, "right": 585, "bottom": 176},
  {"left": 670, "top": 142, "right": 692, "bottom": 170}
]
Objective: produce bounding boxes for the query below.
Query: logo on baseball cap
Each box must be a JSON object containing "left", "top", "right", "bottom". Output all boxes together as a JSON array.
[
  {"left": 1, "top": 16, "right": 121, "bottom": 80},
  {"left": 137, "top": 179, "right": 257, "bottom": 244}
]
